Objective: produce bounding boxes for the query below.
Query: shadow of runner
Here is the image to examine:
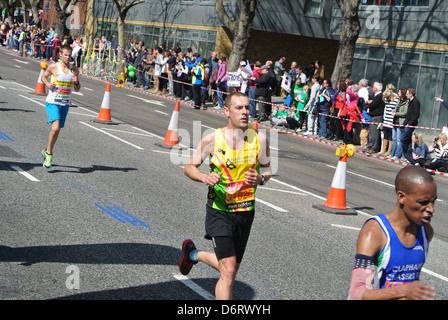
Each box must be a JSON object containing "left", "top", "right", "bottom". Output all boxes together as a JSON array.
[
  {"left": 52, "top": 278, "right": 255, "bottom": 300},
  {"left": 0, "top": 243, "right": 179, "bottom": 266},
  {"left": 48, "top": 164, "right": 138, "bottom": 174}
]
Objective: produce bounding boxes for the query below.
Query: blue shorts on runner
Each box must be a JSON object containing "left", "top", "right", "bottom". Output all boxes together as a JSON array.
[{"left": 45, "top": 102, "right": 70, "bottom": 128}]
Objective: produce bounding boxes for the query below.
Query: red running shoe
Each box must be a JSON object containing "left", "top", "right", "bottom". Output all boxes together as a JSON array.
[{"left": 179, "top": 239, "right": 198, "bottom": 275}]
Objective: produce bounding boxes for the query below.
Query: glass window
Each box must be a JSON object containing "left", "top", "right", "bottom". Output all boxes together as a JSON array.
[
  {"left": 399, "top": 64, "right": 419, "bottom": 89},
  {"left": 417, "top": 67, "right": 439, "bottom": 127},
  {"left": 366, "top": 60, "right": 383, "bottom": 83},
  {"left": 351, "top": 59, "right": 367, "bottom": 82},
  {"left": 355, "top": 47, "right": 368, "bottom": 57},
  {"left": 438, "top": 72, "right": 448, "bottom": 128},
  {"left": 382, "top": 63, "right": 400, "bottom": 89},
  {"left": 304, "top": 0, "right": 323, "bottom": 15},
  {"left": 405, "top": 51, "right": 420, "bottom": 62},
  {"left": 422, "top": 52, "right": 441, "bottom": 66},
  {"left": 369, "top": 47, "right": 384, "bottom": 60}
]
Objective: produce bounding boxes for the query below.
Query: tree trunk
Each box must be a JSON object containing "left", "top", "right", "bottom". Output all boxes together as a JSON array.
[
  {"left": 331, "top": 0, "right": 360, "bottom": 85},
  {"left": 30, "top": 0, "right": 41, "bottom": 28},
  {"left": 215, "top": 0, "right": 256, "bottom": 73}
]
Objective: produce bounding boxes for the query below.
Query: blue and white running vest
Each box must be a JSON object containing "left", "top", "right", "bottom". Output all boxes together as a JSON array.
[{"left": 369, "top": 214, "right": 429, "bottom": 289}]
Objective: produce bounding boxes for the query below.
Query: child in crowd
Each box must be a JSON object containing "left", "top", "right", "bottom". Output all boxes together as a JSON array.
[{"left": 271, "top": 104, "right": 290, "bottom": 127}]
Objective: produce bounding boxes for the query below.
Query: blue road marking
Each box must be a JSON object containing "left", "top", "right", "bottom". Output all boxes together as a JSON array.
[
  {"left": 94, "top": 204, "right": 149, "bottom": 228},
  {"left": 0, "top": 132, "right": 14, "bottom": 141}
]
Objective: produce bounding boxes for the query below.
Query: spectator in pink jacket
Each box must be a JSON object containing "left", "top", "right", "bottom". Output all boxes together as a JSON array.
[{"left": 215, "top": 53, "right": 228, "bottom": 108}]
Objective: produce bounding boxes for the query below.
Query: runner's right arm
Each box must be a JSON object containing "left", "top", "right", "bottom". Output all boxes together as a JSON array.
[
  {"left": 41, "top": 64, "right": 56, "bottom": 90},
  {"left": 184, "top": 132, "right": 221, "bottom": 187}
]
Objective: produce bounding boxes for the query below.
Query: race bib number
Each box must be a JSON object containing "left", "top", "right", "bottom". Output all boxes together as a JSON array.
[
  {"left": 51, "top": 79, "right": 73, "bottom": 104},
  {"left": 225, "top": 181, "right": 255, "bottom": 210},
  {"left": 54, "top": 87, "right": 71, "bottom": 104}
]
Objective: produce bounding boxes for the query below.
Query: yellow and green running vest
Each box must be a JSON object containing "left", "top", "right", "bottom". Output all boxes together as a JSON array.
[{"left": 207, "top": 127, "right": 261, "bottom": 212}]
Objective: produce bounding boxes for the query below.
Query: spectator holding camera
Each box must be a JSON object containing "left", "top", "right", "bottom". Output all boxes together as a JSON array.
[{"left": 424, "top": 133, "right": 448, "bottom": 172}]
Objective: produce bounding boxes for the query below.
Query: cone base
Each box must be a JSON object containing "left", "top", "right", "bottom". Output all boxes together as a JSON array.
[
  {"left": 31, "top": 91, "right": 46, "bottom": 96},
  {"left": 312, "top": 204, "right": 357, "bottom": 215},
  {"left": 154, "top": 142, "right": 186, "bottom": 150},
  {"left": 91, "top": 119, "right": 119, "bottom": 125}
]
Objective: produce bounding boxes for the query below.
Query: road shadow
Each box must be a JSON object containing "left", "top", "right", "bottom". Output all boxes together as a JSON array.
[
  {"left": 0, "top": 161, "right": 137, "bottom": 174},
  {"left": 48, "top": 164, "right": 138, "bottom": 174},
  {"left": 0, "top": 243, "right": 179, "bottom": 266},
  {"left": 52, "top": 278, "right": 255, "bottom": 300},
  {"left": 0, "top": 107, "right": 35, "bottom": 113},
  {"left": 0, "top": 242, "right": 256, "bottom": 300}
]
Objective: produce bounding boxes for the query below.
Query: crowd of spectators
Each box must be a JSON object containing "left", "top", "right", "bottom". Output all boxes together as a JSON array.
[{"left": 2, "top": 19, "right": 447, "bottom": 173}]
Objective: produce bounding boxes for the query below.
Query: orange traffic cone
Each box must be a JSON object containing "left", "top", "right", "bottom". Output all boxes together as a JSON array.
[
  {"left": 93, "top": 81, "right": 117, "bottom": 124},
  {"left": 155, "top": 99, "right": 185, "bottom": 149},
  {"left": 252, "top": 120, "right": 258, "bottom": 131},
  {"left": 313, "top": 146, "right": 357, "bottom": 215},
  {"left": 33, "top": 62, "right": 47, "bottom": 95}
]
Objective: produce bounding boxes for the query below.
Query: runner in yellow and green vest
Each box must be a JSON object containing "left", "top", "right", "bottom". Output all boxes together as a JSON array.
[{"left": 180, "top": 92, "right": 272, "bottom": 300}]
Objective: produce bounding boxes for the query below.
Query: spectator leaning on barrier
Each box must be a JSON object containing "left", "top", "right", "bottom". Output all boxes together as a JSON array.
[{"left": 366, "top": 82, "right": 385, "bottom": 154}]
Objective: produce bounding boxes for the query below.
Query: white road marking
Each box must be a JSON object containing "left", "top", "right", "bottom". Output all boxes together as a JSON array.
[
  {"left": 154, "top": 109, "right": 169, "bottom": 116},
  {"left": 19, "top": 94, "right": 45, "bottom": 106},
  {"left": 258, "top": 186, "right": 305, "bottom": 195},
  {"left": 10, "top": 165, "right": 39, "bottom": 182},
  {"left": 331, "top": 224, "right": 361, "bottom": 231},
  {"left": 79, "top": 121, "right": 144, "bottom": 150},
  {"left": 127, "top": 94, "right": 166, "bottom": 106},
  {"left": 13, "top": 59, "right": 29, "bottom": 64},
  {"left": 173, "top": 274, "right": 215, "bottom": 300},
  {"left": 14, "top": 82, "right": 34, "bottom": 91},
  {"left": 256, "top": 197, "right": 288, "bottom": 212}
]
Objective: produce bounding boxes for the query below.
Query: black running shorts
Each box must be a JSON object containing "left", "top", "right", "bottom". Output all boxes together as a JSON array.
[{"left": 204, "top": 205, "right": 255, "bottom": 263}]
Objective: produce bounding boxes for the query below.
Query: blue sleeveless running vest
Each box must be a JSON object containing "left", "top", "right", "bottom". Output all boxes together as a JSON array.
[{"left": 370, "top": 214, "right": 429, "bottom": 289}]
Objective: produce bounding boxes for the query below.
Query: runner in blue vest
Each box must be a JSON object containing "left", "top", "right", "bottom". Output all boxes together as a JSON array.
[{"left": 348, "top": 166, "right": 437, "bottom": 300}]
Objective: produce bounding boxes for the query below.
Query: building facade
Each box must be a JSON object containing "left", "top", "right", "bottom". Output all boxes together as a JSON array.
[
  {"left": 47, "top": 0, "right": 448, "bottom": 130},
  {"left": 340, "top": 0, "right": 448, "bottom": 130}
]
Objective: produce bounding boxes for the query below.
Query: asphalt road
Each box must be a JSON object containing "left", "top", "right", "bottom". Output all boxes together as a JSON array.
[{"left": 1, "top": 47, "right": 447, "bottom": 303}]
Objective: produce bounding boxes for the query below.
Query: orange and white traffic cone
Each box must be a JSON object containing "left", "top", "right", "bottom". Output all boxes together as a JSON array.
[
  {"left": 33, "top": 62, "right": 47, "bottom": 95},
  {"left": 252, "top": 120, "right": 258, "bottom": 132},
  {"left": 93, "top": 81, "right": 117, "bottom": 124},
  {"left": 323, "top": 153, "right": 348, "bottom": 210},
  {"left": 155, "top": 99, "right": 184, "bottom": 149},
  {"left": 313, "top": 144, "right": 357, "bottom": 215}
]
